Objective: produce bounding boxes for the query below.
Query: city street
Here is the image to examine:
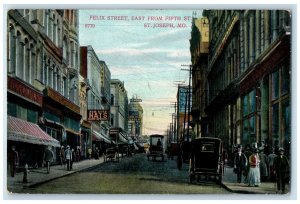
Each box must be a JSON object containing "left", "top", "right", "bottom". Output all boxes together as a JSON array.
[{"left": 17, "top": 154, "right": 229, "bottom": 194}]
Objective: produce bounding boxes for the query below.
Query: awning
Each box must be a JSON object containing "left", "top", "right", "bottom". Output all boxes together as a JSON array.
[
  {"left": 66, "top": 128, "right": 81, "bottom": 136},
  {"left": 118, "top": 132, "right": 128, "bottom": 144},
  {"left": 92, "top": 130, "right": 112, "bottom": 144},
  {"left": 7, "top": 116, "right": 60, "bottom": 147}
]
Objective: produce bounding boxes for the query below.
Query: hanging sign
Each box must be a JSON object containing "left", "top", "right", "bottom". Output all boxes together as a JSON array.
[{"left": 87, "top": 109, "right": 109, "bottom": 121}]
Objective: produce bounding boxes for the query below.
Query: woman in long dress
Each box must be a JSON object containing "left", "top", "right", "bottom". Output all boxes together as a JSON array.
[{"left": 248, "top": 149, "right": 261, "bottom": 187}]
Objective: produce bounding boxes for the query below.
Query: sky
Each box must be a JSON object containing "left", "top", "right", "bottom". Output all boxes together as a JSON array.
[{"left": 79, "top": 9, "right": 203, "bottom": 135}]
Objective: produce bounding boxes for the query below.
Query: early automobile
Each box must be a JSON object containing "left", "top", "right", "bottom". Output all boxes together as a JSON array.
[
  {"left": 189, "top": 137, "right": 223, "bottom": 184},
  {"left": 147, "top": 134, "right": 165, "bottom": 161}
]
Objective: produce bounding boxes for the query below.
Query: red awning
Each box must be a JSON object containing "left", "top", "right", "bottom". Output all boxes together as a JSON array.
[{"left": 7, "top": 116, "right": 60, "bottom": 147}]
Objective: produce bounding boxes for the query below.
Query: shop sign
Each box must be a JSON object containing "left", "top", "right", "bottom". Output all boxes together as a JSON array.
[
  {"left": 8, "top": 76, "right": 43, "bottom": 105},
  {"left": 87, "top": 109, "right": 109, "bottom": 121},
  {"left": 130, "top": 98, "right": 142, "bottom": 102}
]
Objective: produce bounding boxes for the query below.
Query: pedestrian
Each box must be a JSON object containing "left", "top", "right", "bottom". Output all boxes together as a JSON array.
[
  {"left": 59, "top": 146, "right": 65, "bottom": 166},
  {"left": 43, "top": 146, "right": 54, "bottom": 174},
  {"left": 233, "top": 146, "right": 247, "bottom": 183},
  {"left": 243, "top": 144, "right": 252, "bottom": 183},
  {"left": 258, "top": 146, "right": 269, "bottom": 182},
  {"left": 88, "top": 148, "right": 92, "bottom": 159},
  {"left": 8, "top": 145, "right": 19, "bottom": 177},
  {"left": 273, "top": 147, "right": 290, "bottom": 194},
  {"left": 64, "top": 145, "right": 72, "bottom": 171},
  {"left": 268, "top": 148, "right": 277, "bottom": 181},
  {"left": 95, "top": 147, "right": 100, "bottom": 159},
  {"left": 247, "top": 148, "right": 261, "bottom": 187},
  {"left": 70, "top": 148, "right": 76, "bottom": 170},
  {"left": 76, "top": 146, "right": 81, "bottom": 162}
]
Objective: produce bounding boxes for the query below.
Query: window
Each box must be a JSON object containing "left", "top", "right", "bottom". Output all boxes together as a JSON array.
[
  {"left": 111, "top": 94, "right": 114, "bottom": 105},
  {"left": 272, "top": 70, "right": 279, "bottom": 100}
]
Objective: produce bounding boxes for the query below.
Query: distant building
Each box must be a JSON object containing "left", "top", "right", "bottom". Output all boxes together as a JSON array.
[
  {"left": 110, "top": 79, "right": 129, "bottom": 145},
  {"left": 176, "top": 85, "right": 192, "bottom": 142},
  {"left": 80, "top": 45, "right": 112, "bottom": 155},
  {"left": 190, "top": 17, "right": 209, "bottom": 138},
  {"left": 128, "top": 97, "right": 143, "bottom": 139}
]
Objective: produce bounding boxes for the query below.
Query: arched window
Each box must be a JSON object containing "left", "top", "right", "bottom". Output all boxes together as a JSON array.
[
  {"left": 24, "top": 38, "right": 30, "bottom": 82},
  {"left": 8, "top": 24, "right": 16, "bottom": 74},
  {"left": 48, "top": 12, "right": 53, "bottom": 40},
  {"left": 63, "top": 37, "right": 68, "bottom": 62},
  {"left": 16, "top": 31, "right": 24, "bottom": 79},
  {"left": 57, "top": 19, "right": 61, "bottom": 46},
  {"left": 30, "top": 44, "right": 35, "bottom": 84},
  {"left": 53, "top": 14, "right": 57, "bottom": 45}
]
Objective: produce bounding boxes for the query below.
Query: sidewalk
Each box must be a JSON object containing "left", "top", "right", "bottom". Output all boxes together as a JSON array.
[
  {"left": 7, "top": 157, "right": 105, "bottom": 193},
  {"left": 221, "top": 166, "right": 290, "bottom": 194}
]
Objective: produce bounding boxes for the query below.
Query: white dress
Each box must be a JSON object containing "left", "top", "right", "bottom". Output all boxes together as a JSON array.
[{"left": 248, "top": 153, "right": 261, "bottom": 186}]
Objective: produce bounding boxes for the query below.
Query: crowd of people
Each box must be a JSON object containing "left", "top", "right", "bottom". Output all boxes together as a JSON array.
[{"left": 232, "top": 143, "right": 290, "bottom": 194}]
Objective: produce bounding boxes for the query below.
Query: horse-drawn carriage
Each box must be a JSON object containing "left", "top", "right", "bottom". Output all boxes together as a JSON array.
[
  {"left": 147, "top": 134, "right": 165, "bottom": 161},
  {"left": 189, "top": 137, "right": 223, "bottom": 184},
  {"left": 104, "top": 147, "right": 119, "bottom": 162}
]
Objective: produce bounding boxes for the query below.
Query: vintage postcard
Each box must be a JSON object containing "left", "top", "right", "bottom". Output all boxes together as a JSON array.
[{"left": 4, "top": 5, "right": 295, "bottom": 199}]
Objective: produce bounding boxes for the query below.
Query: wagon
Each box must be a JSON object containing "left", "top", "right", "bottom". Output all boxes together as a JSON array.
[
  {"left": 147, "top": 134, "right": 164, "bottom": 161},
  {"left": 104, "top": 147, "right": 119, "bottom": 162},
  {"left": 189, "top": 137, "right": 223, "bottom": 184}
]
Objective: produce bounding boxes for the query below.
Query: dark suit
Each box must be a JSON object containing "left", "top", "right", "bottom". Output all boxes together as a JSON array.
[
  {"left": 274, "top": 155, "right": 289, "bottom": 193},
  {"left": 234, "top": 152, "right": 248, "bottom": 183}
]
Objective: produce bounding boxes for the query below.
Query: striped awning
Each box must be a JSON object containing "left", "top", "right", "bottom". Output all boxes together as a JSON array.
[
  {"left": 92, "top": 130, "right": 112, "bottom": 144},
  {"left": 7, "top": 116, "right": 60, "bottom": 147}
]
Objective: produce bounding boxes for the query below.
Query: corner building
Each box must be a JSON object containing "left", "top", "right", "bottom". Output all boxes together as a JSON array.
[
  {"left": 7, "top": 9, "right": 81, "bottom": 165},
  {"left": 203, "top": 10, "right": 291, "bottom": 156}
]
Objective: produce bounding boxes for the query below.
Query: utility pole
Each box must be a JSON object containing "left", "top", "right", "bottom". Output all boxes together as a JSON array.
[
  {"left": 170, "top": 102, "right": 177, "bottom": 142},
  {"left": 181, "top": 64, "right": 192, "bottom": 142}
]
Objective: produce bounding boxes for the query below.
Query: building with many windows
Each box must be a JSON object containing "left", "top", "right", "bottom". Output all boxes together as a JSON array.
[
  {"left": 110, "top": 79, "right": 129, "bottom": 146},
  {"left": 128, "top": 97, "right": 143, "bottom": 140},
  {"left": 7, "top": 9, "right": 81, "bottom": 165},
  {"left": 202, "top": 10, "right": 291, "bottom": 156},
  {"left": 190, "top": 17, "right": 209, "bottom": 138},
  {"left": 80, "top": 45, "right": 112, "bottom": 155}
]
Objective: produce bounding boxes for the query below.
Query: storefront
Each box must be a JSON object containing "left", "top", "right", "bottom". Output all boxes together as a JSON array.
[
  {"left": 43, "top": 87, "right": 81, "bottom": 153},
  {"left": 7, "top": 115, "right": 60, "bottom": 167}
]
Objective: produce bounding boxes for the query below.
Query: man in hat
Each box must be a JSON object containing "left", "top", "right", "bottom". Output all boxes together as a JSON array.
[
  {"left": 64, "top": 145, "right": 72, "bottom": 171},
  {"left": 273, "top": 147, "right": 290, "bottom": 194},
  {"left": 43, "top": 146, "right": 54, "bottom": 174},
  {"left": 233, "top": 145, "right": 247, "bottom": 183}
]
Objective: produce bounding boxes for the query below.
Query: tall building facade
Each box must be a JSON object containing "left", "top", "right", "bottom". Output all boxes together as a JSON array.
[
  {"left": 7, "top": 9, "right": 81, "bottom": 165},
  {"left": 110, "top": 79, "right": 129, "bottom": 145},
  {"left": 176, "top": 85, "right": 192, "bottom": 142},
  {"left": 128, "top": 97, "right": 143, "bottom": 139},
  {"left": 80, "top": 45, "right": 112, "bottom": 154},
  {"left": 190, "top": 17, "right": 209, "bottom": 138},
  {"left": 202, "top": 10, "right": 291, "bottom": 155}
]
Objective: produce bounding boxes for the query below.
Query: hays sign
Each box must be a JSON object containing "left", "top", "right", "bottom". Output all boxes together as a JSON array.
[{"left": 87, "top": 110, "right": 109, "bottom": 121}]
